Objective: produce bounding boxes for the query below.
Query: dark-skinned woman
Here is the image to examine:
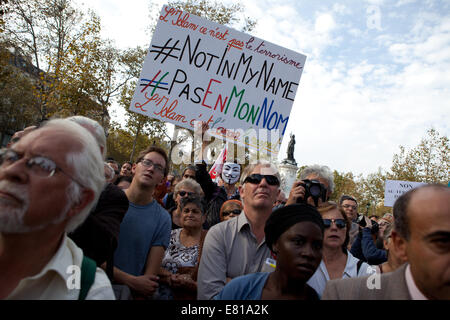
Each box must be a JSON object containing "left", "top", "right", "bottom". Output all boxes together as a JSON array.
[{"left": 214, "top": 203, "right": 324, "bottom": 300}]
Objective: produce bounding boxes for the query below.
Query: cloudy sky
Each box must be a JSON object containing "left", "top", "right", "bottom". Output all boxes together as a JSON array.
[{"left": 76, "top": 0, "right": 450, "bottom": 176}]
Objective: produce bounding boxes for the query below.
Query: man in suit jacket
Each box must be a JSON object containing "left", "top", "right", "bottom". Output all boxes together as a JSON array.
[{"left": 323, "top": 184, "right": 450, "bottom": 300}]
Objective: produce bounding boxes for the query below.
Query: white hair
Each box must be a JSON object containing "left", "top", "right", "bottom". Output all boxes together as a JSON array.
[
  {"left": 66, "top": 116, "right": 107, "bottom": 159},
  {"left": 299, "top": 164, "right": 334, "bottom": 193},
  {"left": 43, "top": 119, "right": 105, "bottom": 233}
]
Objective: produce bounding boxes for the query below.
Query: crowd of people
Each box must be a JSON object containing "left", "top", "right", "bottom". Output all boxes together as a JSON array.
[{"left": 0, "top": 116, "right": 449, "bottom": 300}]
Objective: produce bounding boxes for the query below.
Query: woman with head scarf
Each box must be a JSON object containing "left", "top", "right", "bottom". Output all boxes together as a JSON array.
[{"left": 214, "top": 203, "right": 324, "bottom": 300}]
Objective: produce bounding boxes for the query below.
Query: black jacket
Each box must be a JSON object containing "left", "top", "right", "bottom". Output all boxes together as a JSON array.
[{"left": 69, "top": 183, "right": 129, "bottom": 279}]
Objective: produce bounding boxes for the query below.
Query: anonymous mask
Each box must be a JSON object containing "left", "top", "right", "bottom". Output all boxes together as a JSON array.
[{"left": 221, "top": 162, "right": 240, "bottom": 185}]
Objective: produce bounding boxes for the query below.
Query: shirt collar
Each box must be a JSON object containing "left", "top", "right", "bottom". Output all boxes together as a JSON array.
[
  {"left": 237, "top": 210, "right": 249, "bottom": 231},
  {"left": 22, "top": 234, "right": 74, "bottom": 284},
  {"left": 343, "top": 251, "right": 359, "bottom": 277},
  {"left": 405, "top": 264, "right": 428, "bottom": 300}
]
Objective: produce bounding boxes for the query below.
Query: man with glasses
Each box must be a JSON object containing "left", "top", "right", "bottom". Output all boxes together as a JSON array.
[
  {"left": 339, "top": 195, "right": 360, "bottom": 248},
  {"left": 197, "top": 161, "right": 281, "bottom": 299},
  {"left": 324, "top": 184, "right": 450, "bottom": 300},
  {"left": 113, "top": 146, "right": 172, "bottom": 299},
  {"left": 0, "top": 119, "right": 114, "bottom": 299}
]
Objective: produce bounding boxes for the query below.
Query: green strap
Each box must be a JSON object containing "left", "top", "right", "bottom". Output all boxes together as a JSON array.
[{"left": 78, "top": 256, "right": 97, "bottom": 300}]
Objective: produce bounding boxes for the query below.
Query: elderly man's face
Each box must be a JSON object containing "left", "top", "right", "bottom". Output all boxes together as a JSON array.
[
  {"left": 403, "top": 187, "right": 450, "bottom": 300},
  {"left": 0, "top": 128, "right": 81, "bottom": 233}
]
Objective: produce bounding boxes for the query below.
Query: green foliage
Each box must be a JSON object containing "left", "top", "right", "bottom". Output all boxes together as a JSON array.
[
  {"left": 389, "top": 128, "right": 449, "bottom": 184},
  {"left": 329, "top": 128, "right": 449, "bottom": 216},
  {"left": 0, "top": 46, "right": 39, "bottom": 132}
]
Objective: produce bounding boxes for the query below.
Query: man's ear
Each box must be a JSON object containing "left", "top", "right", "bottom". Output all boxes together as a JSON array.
[
  {"left": 391, "top": 230, "right": 408, "bottom": 262},
  {"left": 66, "top": 189, "right": 95, "bottom": 220},
  {"left": 238, "top": 184, "right": 244, "bottom": 198},
  {"left": 131, "top": 163, "right": 137, "bottom": 175}
]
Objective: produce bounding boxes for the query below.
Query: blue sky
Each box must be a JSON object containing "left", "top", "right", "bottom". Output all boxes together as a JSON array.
[{"left": 77, "top": 0, "right": 450, "bottom": 176}]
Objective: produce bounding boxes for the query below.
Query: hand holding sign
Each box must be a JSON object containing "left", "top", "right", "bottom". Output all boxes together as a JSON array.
[{"left": 130, "top": 5, "right": 307, "bottom": 158}]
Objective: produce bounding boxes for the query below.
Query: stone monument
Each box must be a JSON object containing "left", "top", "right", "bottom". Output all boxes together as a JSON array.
[{"left": 278, "top": 133, "right": 299, "bottom": 196}]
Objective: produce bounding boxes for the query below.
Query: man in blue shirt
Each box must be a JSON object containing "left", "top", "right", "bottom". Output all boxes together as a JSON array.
[{"left": 113, "top": 146, "right": 171, "bottom": 298}]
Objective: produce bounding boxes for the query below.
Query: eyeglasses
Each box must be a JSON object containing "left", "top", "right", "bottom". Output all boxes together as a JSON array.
[
  {"left": 178, "top": 191, "right": 194, "bottom": 197},
  {"left": 342, "top": 204, "right": 357, "bottom": 210},
  {"left": 323, "top": 218, "right": 347, "bottom": 229},
  {"left": 222, "top": 209, "right": 241, "bottom": 216},
  {"left": 243, "top": 174, "right": 280, "bottom": 186},
  {"left": 139, "top": 158, "right": 164, "bottom": 173},
  {"left": 0, "top": 148, "right": 86, "bottom": 188}
]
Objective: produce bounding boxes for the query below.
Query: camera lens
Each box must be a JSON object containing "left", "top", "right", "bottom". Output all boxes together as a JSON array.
[{"left": 309, "top": 185, "right": 321, "bottom": 197}]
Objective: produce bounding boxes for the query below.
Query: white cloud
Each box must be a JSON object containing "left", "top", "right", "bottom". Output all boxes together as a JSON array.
[
  {"left": 314, "top": 13, "right": 336, "bottom": 34},
  {"left": 332, "top": 4, "right": 350, "bottom": 15}
]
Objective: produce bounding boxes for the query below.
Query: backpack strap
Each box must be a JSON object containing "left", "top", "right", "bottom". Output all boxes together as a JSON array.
[
  {"left": 356, "top": 259, "right": 364, "bottom": 275},
  {"left": 78, "top": 256, "right": 97, "bottom": 300}
]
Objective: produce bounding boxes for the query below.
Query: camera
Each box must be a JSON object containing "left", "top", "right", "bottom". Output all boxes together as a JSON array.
[
  {"left": 356, "top": 215, "right": 379, "bottom": 234},
  {"left": 356, "top": 214, "right": 367, "bottom": 227},
  {"left": 296, "top": 179, "right": 327, "bottom": 207}
]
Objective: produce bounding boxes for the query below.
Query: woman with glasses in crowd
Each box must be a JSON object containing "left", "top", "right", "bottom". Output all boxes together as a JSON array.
[
  {"left": 307, "top": 201, "right": 375, "bottom": 298},
  {"left": 156, "top": 196, "right": 208, "bottom": 299},
  {"left": 169, "top": 178, "right": 204, "bottom": 229},
  {"left": 219, "top": 200, "right": 243, "bottom": 222}
]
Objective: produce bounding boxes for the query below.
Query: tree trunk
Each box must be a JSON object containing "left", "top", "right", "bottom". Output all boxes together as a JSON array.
[{"left": 130, "top": 119, "right": 142, "bottom": 161}]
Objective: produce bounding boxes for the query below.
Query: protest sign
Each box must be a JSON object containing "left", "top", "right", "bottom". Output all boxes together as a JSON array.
[
  {"left": 130, "top": 5, "right": 307, "bottom": 156},
  {"left": 384, "top": 179, "right": 427, "bottom": 207}
]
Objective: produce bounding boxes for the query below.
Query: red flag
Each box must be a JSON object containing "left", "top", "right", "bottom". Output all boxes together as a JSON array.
[{"left": 209, "top": 146, "right": 227, "bottom": 181}]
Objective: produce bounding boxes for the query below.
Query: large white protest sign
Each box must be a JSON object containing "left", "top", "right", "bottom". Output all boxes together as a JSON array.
[
  {"left": 384, "top": 179, "right": 427, "bottom": 207},
  {"left": 130, "top": 5, "right": 307, "bottom": 156}
]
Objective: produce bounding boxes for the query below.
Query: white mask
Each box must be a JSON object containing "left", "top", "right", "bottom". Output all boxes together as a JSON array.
[{"left": 221, "top": 162, "right": 240, "bottom": 185}]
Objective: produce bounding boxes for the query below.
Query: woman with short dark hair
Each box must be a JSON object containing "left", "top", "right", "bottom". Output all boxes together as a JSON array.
[{"left": 156, "top": 196, "right": 208, "bottom": 300}]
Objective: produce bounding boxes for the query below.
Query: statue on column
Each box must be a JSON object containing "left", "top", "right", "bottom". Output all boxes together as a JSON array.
[{"left": 287, "top": 133, "right": 295, "bottom": 162}]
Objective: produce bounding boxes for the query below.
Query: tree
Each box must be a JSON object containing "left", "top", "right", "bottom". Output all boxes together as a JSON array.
[
  {"left": 1, "top": 0, "right": 135, "bottom": 129},
  {"left": 0, "top": 45, "right": 39, "bottom": 133},
  {"left": 389, "top": 128, "right": 449, "bottom": 184},
  {"left": 105, "top": 121, "right": 167, "bottom": 164},
  {"left": 330, "top": 170, "right": 360, "bottom": 202}
]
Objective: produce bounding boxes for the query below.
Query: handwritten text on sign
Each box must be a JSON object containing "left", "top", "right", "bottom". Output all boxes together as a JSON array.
[
  {"left": 130, "top": 6, "right": 307, "bottom": 155},
  {"left": 384, "top": 179, "right": 427, "bottom": 207}
]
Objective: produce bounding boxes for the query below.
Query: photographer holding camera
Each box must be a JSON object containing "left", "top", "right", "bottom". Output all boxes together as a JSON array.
[
  {"left": 286, "top": 165, "right": 334, "bottom": 207},
  {"left": 350, "top": 214, "right": 388, "bottom": 265}
]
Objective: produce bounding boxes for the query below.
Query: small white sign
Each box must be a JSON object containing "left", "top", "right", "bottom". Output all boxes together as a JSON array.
[{"left": 384, "top": 179, "right": 427, "bottom": 207}]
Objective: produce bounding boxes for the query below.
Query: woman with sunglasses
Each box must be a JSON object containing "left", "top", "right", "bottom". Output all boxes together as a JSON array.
[
  {"left": 169, "top": 179, "right": 204, "bottom": 229},
  {"left": 220, "top": 200, "right": 243, "bottom": 222},
  {"left": 307, "top": 201, "right": 375, "bottom": 298}
]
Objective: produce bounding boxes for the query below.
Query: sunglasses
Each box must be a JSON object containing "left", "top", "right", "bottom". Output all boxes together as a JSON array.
[
  {"left": 178, "top": 191, "right": 194, "bottom": 197},
  {"left": 222, "top": 209, "right": 241, "bottom": 216},
  {"left": 323, "top": 218, "right": 347, "bottom": 229},
  {"left": 244, "top": 174, "right": 280, "bottom": 186}
]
